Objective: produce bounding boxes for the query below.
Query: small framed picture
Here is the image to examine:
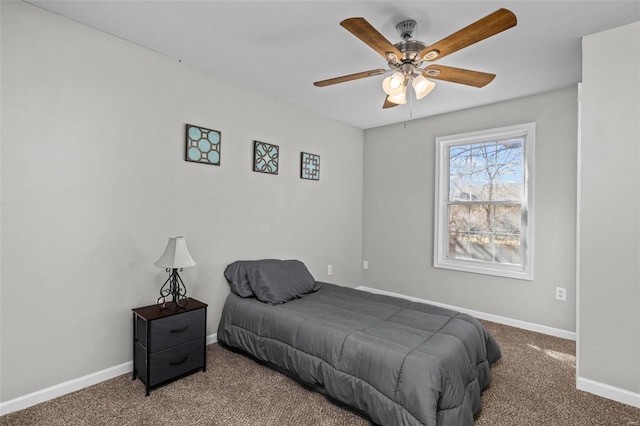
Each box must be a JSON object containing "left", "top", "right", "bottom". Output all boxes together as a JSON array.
[
  {"left": 185, "top": 124, "right": 221, "bottom": 166},
  {"left": 300, "top": 152, "right": 320, "bottom": 181},
  {"left": 253, "top": 141, "right": 279, "bottom": 175}
]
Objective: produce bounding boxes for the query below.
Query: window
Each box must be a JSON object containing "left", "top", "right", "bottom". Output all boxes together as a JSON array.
[{"left": 434, "top": 123, "right": 535, "bottom": 280}]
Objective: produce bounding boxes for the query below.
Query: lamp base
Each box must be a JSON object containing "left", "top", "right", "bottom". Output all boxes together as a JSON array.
[{"left": 157, "top": 268, "right": 188, "bottom": 309}]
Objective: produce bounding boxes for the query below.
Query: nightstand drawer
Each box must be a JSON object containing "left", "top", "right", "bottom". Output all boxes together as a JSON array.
[
  {"left": 148, "top": 338, "right": 205, "bottom": 386},
  {"left": 149, "top": 309, "right": 205, "bottom": 352}
]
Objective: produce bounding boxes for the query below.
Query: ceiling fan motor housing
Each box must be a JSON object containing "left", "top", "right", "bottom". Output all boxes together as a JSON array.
[{"left": 394, "top": 40, "right": 427, "bottom": 62}]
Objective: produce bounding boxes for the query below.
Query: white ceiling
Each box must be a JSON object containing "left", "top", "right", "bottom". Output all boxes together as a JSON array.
[{"left": 28, "top": 1, "right": 640, "bottom": 129}]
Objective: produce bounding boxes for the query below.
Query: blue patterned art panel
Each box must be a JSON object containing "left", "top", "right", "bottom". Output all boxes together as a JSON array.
[
  {"left": 185, "top": 124, "right": 221, "bottom": 166},
  {"left": 300, "top": 152, "right": 320, "bottom": 181},
  {"left": 253, "top": 141, "right": 279, "bottom": 175}
]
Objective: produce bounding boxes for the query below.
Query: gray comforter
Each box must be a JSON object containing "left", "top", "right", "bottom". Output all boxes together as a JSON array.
[{"left": 217, "top": 283, "right": 501, "bottom": 426}]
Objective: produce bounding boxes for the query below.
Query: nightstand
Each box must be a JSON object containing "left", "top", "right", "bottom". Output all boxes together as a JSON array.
[{"left": 132, "top": 298, "right": 207, "bottom": 395}]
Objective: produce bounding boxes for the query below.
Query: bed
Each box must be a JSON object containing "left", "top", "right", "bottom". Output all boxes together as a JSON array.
[{"left": 217, "top": 259, "right": 501, "bottom": 426}]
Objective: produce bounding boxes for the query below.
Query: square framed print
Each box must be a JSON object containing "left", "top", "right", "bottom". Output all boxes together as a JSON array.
[
  {"left": 300, "top": 152, "right": 320, "bottom": 181},
  {"left": 185, "top": 124, "right": 221, "bottom": 165},
  {"left": 253, "top": 141, "right": 279, "bottom": 175}
]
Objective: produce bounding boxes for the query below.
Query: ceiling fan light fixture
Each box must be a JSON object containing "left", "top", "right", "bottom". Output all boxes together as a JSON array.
[
  {"left": 387, "top": 90, "right": 407, "bottom": 105},
  {"left": 412, "top": 75, "right": 436, "bottom": 99},
  {"left": 382, "top": 72, "right": 405, "bottom": 96}
]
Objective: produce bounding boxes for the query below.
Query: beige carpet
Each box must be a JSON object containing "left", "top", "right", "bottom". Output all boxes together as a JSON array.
[{"left": 1, "top": 321, "right": 639, "bottom": 425}]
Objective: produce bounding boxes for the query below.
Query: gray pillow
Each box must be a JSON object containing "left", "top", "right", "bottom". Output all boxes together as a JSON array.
[
  {"left": 224, "top": 259, "right": 278, "bottom": 297},
  {"left": 245, "top": 259, "right": 320, "bottom": 304}
]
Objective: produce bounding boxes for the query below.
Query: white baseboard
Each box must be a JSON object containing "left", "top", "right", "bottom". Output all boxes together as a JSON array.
[
  {"left": 0, "top": 332, "right": 218, "bottom": 416},
  {"left": 577, "top": 377, "right": 640, "bottom": 408},
  {"left": 356, "top": 286, "right": 577, "bottom": 340},
  {"left": 206, "top": 332, "right": 218, "bottom": 346},
  {"left": 0, "top": 361, "right": 132, "bottom": 416}
]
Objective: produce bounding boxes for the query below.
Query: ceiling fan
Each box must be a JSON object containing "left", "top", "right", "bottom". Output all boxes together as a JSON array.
[{"left": 313, "top": 8, "right": 517, "bottom": 109}]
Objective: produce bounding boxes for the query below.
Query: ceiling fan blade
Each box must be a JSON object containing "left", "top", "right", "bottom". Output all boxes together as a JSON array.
[
  {"left": 419, "top": 8, "right": 517, "bottom": 62},
  {"left": 314, "top": 69, "right": 386, "bottom": 87},
  {"left": 340, "top": 18, "right": 404, "bottom": 64},
  {"left": 422, "top": 65, "right": 495, "bottom": 87},
  {"left": 383, "top": 96, "right": 400, "bottom": 109}
]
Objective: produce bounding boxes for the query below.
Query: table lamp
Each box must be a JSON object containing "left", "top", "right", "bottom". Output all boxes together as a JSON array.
[{"left": 154, "top": 236, "right": 196, "bottom": 308}]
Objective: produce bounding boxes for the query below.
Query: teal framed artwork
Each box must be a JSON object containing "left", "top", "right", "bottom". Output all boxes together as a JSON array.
[
  {"left": 185, "top": 124, "right": 221, "bottom": 166},
  {"left": 253, "top": 141, "right": 279, "bottom": 175},
  {"left": 300, "top": 152, "right": 320, "bottom": 181}
]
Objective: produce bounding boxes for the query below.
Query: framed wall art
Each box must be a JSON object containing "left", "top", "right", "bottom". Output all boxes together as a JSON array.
[
  {"left": 253, "top": 141, "right": 279, "bottom": 175},
  {"left": 300, "top": 152, "right": 320, "bottom": 181},
  {"left": 185, "top": 124, "right": 221, "bottom": 166}
]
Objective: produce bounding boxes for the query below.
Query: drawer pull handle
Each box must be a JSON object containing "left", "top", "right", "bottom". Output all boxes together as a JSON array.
[
  {"left": 170, "top": 325, "right": 189, "bottom": 334},
  {"left": 170, "top": 356, "right": 189, "bottom": 366}
]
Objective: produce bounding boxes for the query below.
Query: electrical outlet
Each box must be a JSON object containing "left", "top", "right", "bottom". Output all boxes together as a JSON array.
[
  {"left": 327, "top": 265, "right": 333, "bottom": 275},
  {"left": 555, "top": 287, "right": 567, "bottom": 301},
  {"left": 363, "top": 260, "right": 369, "bottom": 270}
]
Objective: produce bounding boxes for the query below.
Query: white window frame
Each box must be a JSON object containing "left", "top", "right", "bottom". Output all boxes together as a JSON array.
[{"left": 433, "top": 122, "right": 535, "bottom": 281}]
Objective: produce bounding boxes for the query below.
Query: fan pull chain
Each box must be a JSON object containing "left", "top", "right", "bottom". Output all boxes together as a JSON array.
[{"left": 404, "top": 84, "right": 414, "bottom": 129}]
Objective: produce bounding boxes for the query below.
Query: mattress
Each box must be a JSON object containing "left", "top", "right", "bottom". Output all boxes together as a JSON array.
[{"left": 217, "top": 282, "right": 501, "bottom": 426}]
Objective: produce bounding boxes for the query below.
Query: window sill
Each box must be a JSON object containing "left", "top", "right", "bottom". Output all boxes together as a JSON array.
[{"left": 434, "top": 259, "right": 533, "bottom": 281}]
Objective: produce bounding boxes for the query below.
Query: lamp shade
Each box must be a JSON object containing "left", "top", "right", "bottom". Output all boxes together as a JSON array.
[
  {"left": 412, "top": 75, "right": 436, "bottom": 100},
  {"left": 154, "top": 236, "right": 196, "bottom": 269},
  {"left": 382, "top": 72, "right": 405, "bottom": 96},
  {"left": 387, "top": 89, "right": 407, "bottom": 105}
]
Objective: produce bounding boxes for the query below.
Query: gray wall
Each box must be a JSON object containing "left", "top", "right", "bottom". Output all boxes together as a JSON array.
[
  {"left": 363, "top": 87, "right": 578, "bottom": 332},
  {"left": 1, "top": 2, "right": 363, "bottom": 402},
  {"left": 579, "top": 21, "right": 640, "bottom": 394}
]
